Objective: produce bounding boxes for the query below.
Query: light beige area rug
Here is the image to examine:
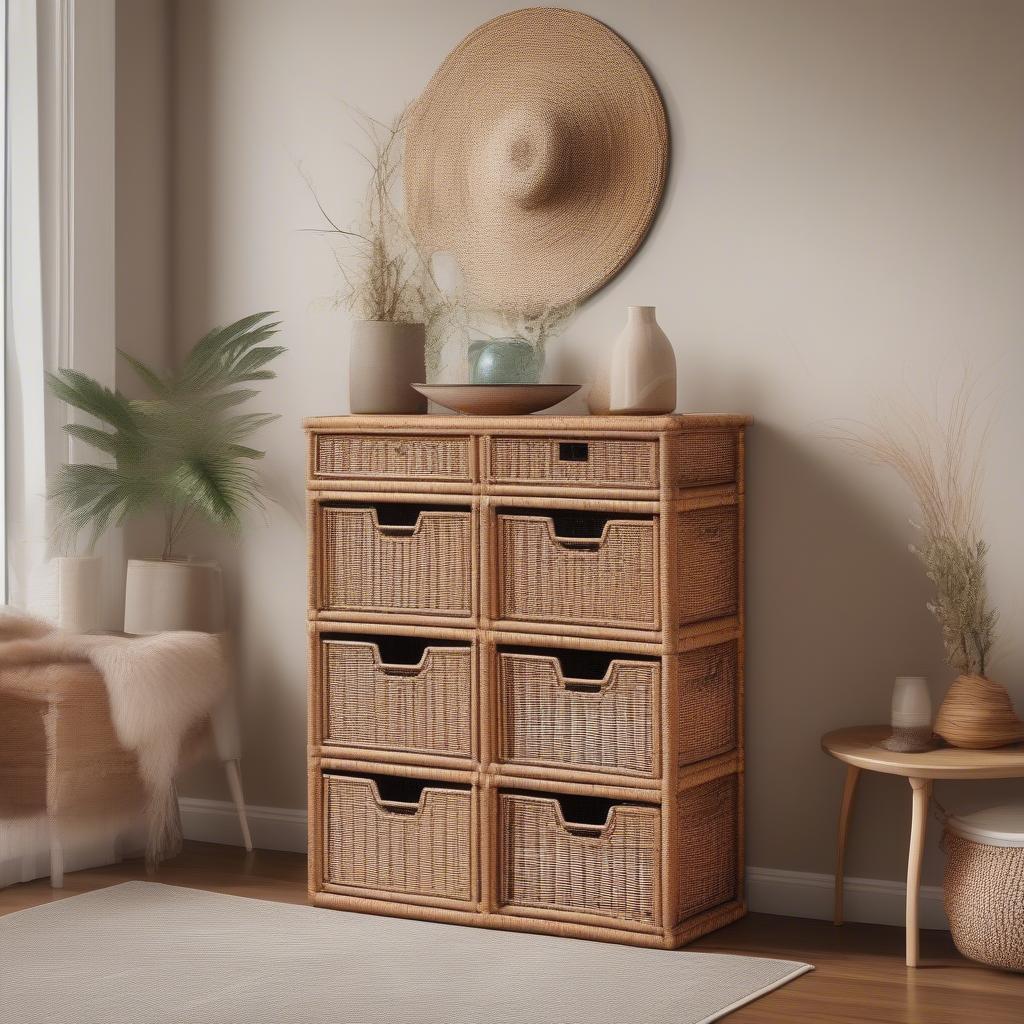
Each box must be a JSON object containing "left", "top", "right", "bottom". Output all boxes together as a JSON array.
[{"left": 0, "top": 882, "right": 811, "bottom": 1024}]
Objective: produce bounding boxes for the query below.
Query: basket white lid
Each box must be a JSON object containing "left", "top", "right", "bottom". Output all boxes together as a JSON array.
[{"left": 947, "top": 804, "right": 1024, "bottom": 847}]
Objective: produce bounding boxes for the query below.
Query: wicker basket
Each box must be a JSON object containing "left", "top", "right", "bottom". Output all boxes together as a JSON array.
[
  {"left": 314, "top": 433, "right": 473, "bottom": 482},
  {"left": 496, "top": 510, "right": 659, "bottom": 630},
  {"left": 676, "top": 506, "right": 739, "bottom": 624},
  {"left": 324, "top": 774, "right": 473, "bottom": 902},
  {"left": 496, "top": 649, "right": 656, "bottom": 777},
  {"left": 677, "top": 642, "right": 738, "bottom": 765},
  {"left": 488, "top": 437, "right": 659, "bottom": 490},
  {"left": 320, "top": 505, "right": 472, "bottom": 616},
  {"left": 943, "top": 806, "right": 1024, "bottom": 972},
  {"left": 498, "top": 791, "right": 661, "bottom": 925},
  {"left": 676, "top": 772, "right": 739, "bottom": 923},
  {"left": 321, "top": 637, "right": 473, "bottom": 758}
]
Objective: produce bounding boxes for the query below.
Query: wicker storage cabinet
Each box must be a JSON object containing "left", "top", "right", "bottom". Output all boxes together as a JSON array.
[{"left": 307, "top": 414, "right": 748, "bottom": 948}]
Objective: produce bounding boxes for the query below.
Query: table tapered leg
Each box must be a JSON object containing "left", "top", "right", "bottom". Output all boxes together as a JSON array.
[
  {"left": 906, "top": 777, "right": 932, "bottom": 967},
  {"left": 833, "top": 764, "right": 861, "bottom": 925}
]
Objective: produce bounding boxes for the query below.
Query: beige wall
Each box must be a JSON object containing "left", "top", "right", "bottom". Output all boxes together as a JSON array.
[{"left": 121, "top": 0, "right": 1024, "bottom": 887}]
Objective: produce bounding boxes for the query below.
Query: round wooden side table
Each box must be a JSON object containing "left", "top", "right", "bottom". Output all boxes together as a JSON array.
[{"left": 821, "top": 725, "right": 1024, "bottom": 967}]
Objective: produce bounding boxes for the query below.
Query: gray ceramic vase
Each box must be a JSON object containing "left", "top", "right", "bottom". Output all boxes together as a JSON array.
[{"left": 349, "top": 320, "right": 427, "bottom": 414}]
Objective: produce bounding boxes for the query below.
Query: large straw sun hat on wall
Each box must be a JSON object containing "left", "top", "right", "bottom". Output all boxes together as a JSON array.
[{"left": 404, "top": 7, "right": 669, "bottom": 314}]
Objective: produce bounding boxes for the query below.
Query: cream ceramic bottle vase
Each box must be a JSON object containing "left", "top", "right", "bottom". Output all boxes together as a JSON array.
[{"left": 597, "top": 306, "right": 676, "bottom": 414}]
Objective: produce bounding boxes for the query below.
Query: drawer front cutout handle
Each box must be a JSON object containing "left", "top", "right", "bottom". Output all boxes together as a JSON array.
[
  {"left": 558, "top": 441, "right": 589, "bottom": 462},
  {"left": 564, "top": 681, "right": 603, "bottom": 694}
]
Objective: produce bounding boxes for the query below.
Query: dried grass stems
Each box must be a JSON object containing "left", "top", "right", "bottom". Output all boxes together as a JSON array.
[
  {"left": 301, "top": 108, "right": 459, "bottom": 373},
  {"left": 464, "top": 299, "right": 577, "bottom": 360},
  {"left": 835, "top": 381, "right": 997, "bottom": 676}
]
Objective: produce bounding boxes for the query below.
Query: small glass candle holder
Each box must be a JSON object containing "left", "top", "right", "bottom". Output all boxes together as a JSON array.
[{"left": 881, "top": 676, "right": 935, "bottom": 752}]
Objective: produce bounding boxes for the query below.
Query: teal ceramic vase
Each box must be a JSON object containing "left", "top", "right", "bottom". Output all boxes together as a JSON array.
[{"left": 468, "top": 338, "right": 543, "bottom": 384}]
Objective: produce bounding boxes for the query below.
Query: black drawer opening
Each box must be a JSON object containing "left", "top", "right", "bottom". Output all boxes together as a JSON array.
[
  {"left": 497, "top": 507, "right": 651, "bottom": 539},
  {"left": 324, "top": 633, "right": 469, "bottom": 665}
]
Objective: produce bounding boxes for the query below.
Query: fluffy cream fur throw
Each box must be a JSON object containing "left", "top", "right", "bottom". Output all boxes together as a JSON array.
[{"left": 0, "top": 611, "right": 228, "bottom": 865}]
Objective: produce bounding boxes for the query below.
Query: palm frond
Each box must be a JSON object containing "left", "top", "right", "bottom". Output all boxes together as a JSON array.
[{"left": 47, "top": 310, "right": 284, "bottom": 557}]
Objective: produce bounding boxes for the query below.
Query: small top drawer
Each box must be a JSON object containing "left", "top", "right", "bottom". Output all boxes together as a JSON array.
[
  {"left": 487, "top": 436, "right": 659, "bottom": 490},
  {"left": 314, "top": 433, "right": 473, "bottom": 482}
]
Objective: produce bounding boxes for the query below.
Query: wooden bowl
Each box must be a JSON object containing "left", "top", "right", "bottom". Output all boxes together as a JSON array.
[{"left": 411, "top": 384, "right": 581, "bottom": 416}]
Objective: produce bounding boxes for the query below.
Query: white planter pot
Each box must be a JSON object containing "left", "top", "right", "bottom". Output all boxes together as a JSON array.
[
  {"left": 123, "top": 558, "right": 225, "bottom": 635},
  {"left": 349, "top": 320, "right": 428, "bottom": 414},
  {"left": 52, "top": 555, "right": 103, "bottom": 632}
]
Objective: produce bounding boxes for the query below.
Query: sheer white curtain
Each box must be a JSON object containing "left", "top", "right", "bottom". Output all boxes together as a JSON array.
[
  {"left": 5, "top": 0, "right": 118, "bottom": 623},
  {"left": 2, "top": 0, "right": 123, "bottom": 889},
  {"left": 6, "top": 0, "right": 60, "bottom": 613}
]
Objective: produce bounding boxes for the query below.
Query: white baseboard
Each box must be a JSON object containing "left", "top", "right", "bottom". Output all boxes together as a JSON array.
[
  {"left": 746, "top": 865, "right": 948, "bottom": 930},
  {"left": 178, "top": 799, "right": 949, "bottom": 930},
  {"left": 178, "top": 797, "right": 307, "bottom": 854}
]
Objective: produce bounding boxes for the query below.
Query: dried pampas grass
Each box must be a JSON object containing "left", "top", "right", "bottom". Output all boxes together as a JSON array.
[{"left": 835, "top": 379, "right": 997, "bottom": 677}]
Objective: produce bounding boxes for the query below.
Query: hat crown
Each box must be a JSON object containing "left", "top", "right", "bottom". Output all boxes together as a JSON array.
[{"left": 484, "top": 104, "right": 565, "bottom": 210}]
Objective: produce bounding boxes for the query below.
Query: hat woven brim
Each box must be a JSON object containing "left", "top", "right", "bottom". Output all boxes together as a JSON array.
[{"left": 404, "top": 7, "right": 669, "bottom": 314}]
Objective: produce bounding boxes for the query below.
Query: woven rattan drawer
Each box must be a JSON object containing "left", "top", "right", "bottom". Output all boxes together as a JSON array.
[
  {"left": 496, "top": 649, "right": 657, "bottom": 778},
  {"left": 676, "top": 772, "right": 739, "bottom": 923},
  {"left": 498, "top": 792, "right": 661, "bottom": 926},
  {"left": 324, "top": 774, "right": 473, "bottom": 902},
  {"left": 665, "top": 429, "right": 738, "bottom": 488},
  {"left": 321, "top": 636, "right": 473, "bottom": 759},
  {"left": 678, "top": 641, "right": 738, "bottom": 766},
  {"left": 495, "top": 510, "right": 659, "bottom": 631},
  {"left": 314, "top": 433, "right": 473, "bottom": 482},
  {"left": 319, "top": 504, "right": 473, "bottom": 617},
  {"left": 488, "top": 437, "right": 658, "bottom": 490},
  {"left": 677, "top": 505, "right": 739, "bottom": 625}
]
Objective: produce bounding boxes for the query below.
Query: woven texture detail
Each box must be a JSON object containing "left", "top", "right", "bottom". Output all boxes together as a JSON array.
[
  {"left": 944, "top": 832, "right": 1024, "bottom": 970},
  {"left": 325, "top": 777, "right": 473, "bottom": 901},
  {"left": 323, "top": 641, "right": 472, "bottom": 757},
  {"left": 497, "top": 652, "right": 655, "bottom": 776},
  {"left": 677, "top": 506, "right": 739, "bottom": 624},
  {"left": 678, "top": 642, "right": 738, "bottom": 766},
  {"left": 321, "top": 507, "right": 472, "bottom": 615},
  {"left": 488, "top": 438, "right": 658, "bottom": 489},
  {"left": 315, "top": 433, "right": 472, "bottom": 481},
  {"left": 666, "top": 430, "right": 738, "bottom": 488},
  {"left": 677, "top": 774, "right": 739, "bottom": 923},
  {"left": 499, "top": 794, "right": 660, "bottom": 924},
  {"left": 403, "top": 8, "right": 668, "bottom": 312},
  {"left": 497, "top": 514, "right": 658, "bottom": 629}
]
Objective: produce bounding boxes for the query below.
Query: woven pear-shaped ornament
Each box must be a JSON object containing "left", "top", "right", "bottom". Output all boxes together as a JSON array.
[{"left": 934, "top": 675, "right": 1024, "bottom": 749}]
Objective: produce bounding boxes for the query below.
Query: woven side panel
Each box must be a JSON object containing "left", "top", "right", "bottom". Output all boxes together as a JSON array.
[
  {"left": 499, "top": 794, "right": 660, "bottom": 924},
  {"left": 667, "top": 429, "right": 738, "bottom": 488},
  {"left": 498, "top": 654, "right": 655, "bottom": 776},
  {"left": 325, "top": 778, "right": 473, "bottom": 901},
  {"left": 498, "top": 516, "right": 658, "bottom": 629},
  {"left": 677, "top": 642, "right": 738, "bottom": 766},
  {"left": 677, "top": 506, "right": 738, "bottom": 625},
  {"left": 489, "top": 437, "right": 658, "bottom": 488},
  {"left": 944, "top": 833, "right": 1024, "bottom": 971},
  {"left": 324, "top": 642, "right": 473, "bottom": 757},
  {"left": 315, "top": 434, "right": 472, "bottom": 480},
  {"left": 322, "top": 508, "right": 472, "bottom": 615},
  {"left": 676, "top": 774, "right": 738, "bottom": 923}
]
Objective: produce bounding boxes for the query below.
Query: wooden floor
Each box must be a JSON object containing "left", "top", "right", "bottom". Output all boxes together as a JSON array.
[{"left": 2, "top": 841, "right": 1022, "bottom": 1022}]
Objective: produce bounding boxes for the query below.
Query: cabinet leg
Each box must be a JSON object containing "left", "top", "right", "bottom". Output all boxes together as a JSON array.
[
  {"left": 906, "top": 777, "right": 931, "bottom": 967},
  {"left": 834, "top": 764, "right": 861, "bottom": 925}
]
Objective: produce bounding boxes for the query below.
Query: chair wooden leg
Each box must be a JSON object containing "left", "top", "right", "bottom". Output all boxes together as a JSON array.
[
  {"left": 225, "top": 758, "right": 254, "bottom": 852},
  {"left": 906, "top": 776, "right": 932, "bottom": 968},
  {"left": 49, "top": 836, "right": 64, "bottom": 889},
  {"left": 834, "top": 764, "right": 861, "bottom": 925}
]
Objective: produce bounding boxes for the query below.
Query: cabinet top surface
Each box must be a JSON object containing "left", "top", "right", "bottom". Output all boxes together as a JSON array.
[{"left": 304, "top": 413, "right": 751, "bottom": 432}]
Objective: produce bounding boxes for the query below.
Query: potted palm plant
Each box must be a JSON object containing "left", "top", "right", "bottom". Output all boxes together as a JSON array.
[{"left": 47, "top": 312, "right": 284, "bottom": 633}]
